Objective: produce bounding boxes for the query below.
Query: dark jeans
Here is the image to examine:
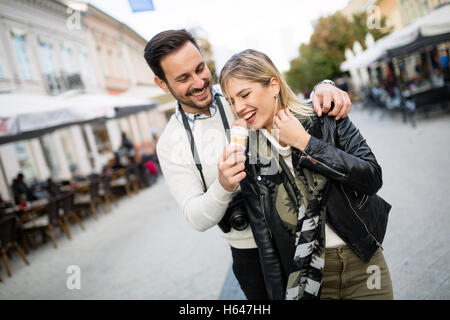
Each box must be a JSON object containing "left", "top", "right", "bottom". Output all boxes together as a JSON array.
[{"left": 230, "top": 246, "right": 269, "bottom": 300}]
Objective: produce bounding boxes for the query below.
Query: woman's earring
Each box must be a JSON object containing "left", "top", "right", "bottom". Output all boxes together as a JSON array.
[{"left": 272, "top": 92, "right": 279, "bottom": 130}]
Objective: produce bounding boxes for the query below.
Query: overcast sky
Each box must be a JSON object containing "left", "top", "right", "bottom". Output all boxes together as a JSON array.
[{"left": 87, "top": 0, "right": 350, "bottom": 72}]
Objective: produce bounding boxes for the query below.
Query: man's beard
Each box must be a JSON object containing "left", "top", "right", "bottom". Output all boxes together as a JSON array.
[{"left": 168, "top": 80, "right": 213, "bottom": 111}]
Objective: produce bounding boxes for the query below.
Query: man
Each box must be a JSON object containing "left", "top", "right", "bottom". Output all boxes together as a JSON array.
[
  {"left": 11, "top": 173, "right": 31, "bottom": 205},
  {"left": 120, "top": 132, "right": 135, "bottom": 158},
  {"left": 143, "top": 29, "right": 352, "bottom": 299}
]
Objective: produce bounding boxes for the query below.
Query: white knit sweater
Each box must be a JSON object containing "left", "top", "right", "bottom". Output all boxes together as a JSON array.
[{"left": 156, "top": 95, "right": 257, "bottom": 249}]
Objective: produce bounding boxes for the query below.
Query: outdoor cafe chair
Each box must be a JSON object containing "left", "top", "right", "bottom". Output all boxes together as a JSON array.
[
  {"left": 126, "top": 164, "right": 140, "bottom": 194},
  {"left": 99, "top": 174, "right": 117, "bottom": 212},
  {"left": 110, "top": 168, "right": 132, "bottom": 198},
  {"left": 73, "top": 176, "right": 105, "bottom": 220},
  {"left": 20, "top": 198, "right": 70, "bottom": 249},
  {"left": 59, "top": 190, "right": 85, "bottom": 232},
  {"left": 136, "top": 161, "right": 152, "bottom": 188},
  {"left": 0, "top": 213, "right": 30, "bottom": 277}
]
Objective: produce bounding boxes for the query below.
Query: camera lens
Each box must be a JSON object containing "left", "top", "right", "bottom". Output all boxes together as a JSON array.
[{"left": 230, "top": 214, "right": 248, "bottom": 231}]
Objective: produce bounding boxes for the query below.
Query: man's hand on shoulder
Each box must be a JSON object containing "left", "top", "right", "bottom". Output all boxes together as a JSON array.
[{"left": 312, "top": 81, "right": 352, "bottom": 121}]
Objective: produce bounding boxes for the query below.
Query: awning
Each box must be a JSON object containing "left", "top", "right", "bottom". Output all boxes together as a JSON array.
[
  {"left": 0, "top": 94, "right": 75, "bottom": 137},
  {"left": 388, "top": 3, "right": 450, "bottom": 58},
  {"left": 388, "top": 32, "right": 450, "bottom": 58},
  {"left": 0, "top": 90, "right": 157, "bottom": 144},
  {"left": 120, "top": 85, "right": 164, "bottom": 99},
  {"left": 341, "top": 4, "right": 450, "bottom": 71},
  {"left": 56, "top": 91, "right": 157, "bottom": 119}
]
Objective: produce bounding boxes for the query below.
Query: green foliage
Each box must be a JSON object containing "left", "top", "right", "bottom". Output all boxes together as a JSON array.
[
  {"left": 286, "top": 11, "right": 392, "bottom": 92},
  {"left": 189, "top": 27, "right": 218, "bottom": 84}
]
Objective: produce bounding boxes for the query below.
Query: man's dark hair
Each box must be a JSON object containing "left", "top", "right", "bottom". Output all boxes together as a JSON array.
[{"left": 143, "top": 29, "right": 200, "bottom": 83}]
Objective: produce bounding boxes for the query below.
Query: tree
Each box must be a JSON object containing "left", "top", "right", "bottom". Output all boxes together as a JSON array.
[
  {"left": 286, "top": 11, "right": 392, "bottom": 93},
  {"left": 189, "top": 27, "right": 218, "bottom": 84}
]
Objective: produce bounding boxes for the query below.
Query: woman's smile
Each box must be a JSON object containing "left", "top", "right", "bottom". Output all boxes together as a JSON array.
[{"left": 241, "top": 110, "right": 257, "bottom": 124}]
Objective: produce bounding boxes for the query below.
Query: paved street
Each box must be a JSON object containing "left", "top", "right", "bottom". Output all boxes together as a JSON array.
[
  {"left": 0, "top": 178, "right": 232, "bottom": 299},
  {"left": 0, "top": 104, "right": 449, "bottom": 300},
  {"left": 350, "top": 103, "right": 450, "bottom": 299}
]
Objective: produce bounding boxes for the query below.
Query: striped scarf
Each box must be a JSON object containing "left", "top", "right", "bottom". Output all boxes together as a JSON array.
[
  {"left": 262, "top": 114, "right": 328, "bottom": 300},
  {"left": 282, "top": 150, "right": 328, "bottom": 300}
]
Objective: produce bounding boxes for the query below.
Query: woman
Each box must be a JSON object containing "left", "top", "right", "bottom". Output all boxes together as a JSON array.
[{"left": 219, "top": 49, "right": 393, "bottom": 300}]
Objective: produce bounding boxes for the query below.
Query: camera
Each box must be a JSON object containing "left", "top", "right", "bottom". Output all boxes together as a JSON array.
[{"left": 218, "top": 193, "right": 249, "bottom": 233}]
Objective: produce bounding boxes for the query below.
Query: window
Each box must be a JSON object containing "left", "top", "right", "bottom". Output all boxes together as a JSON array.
[
  {"left": 0, "top": 42, "right": 5, "bottom": 78},
  {"left": 39, "top": 41, "right": 55, "bottom": 75},
  {"left": 80, "top": 50, "right": 89, "bottom": 75},
  {"left": 80, "top": 50, "right": 94, "bottom": 85},
  {"left": 10, "top": 32, "right": 33, "bottom": 80},
  {"left": 107, "top": 49, "right": 115, "bottom": 77},
  {"left": 116, "top": 52, "right": 124, "bottom": 78},
  {"left": 91, "top": 122, "right": 111, "bottom": 154},
  {"left": 13, "top": 141, "right": 39, "bottom": 184},
  {"left": 62, "top": 46, "right": 74, "bottom": 75},
  {"left": 99, "top": 46, "right": 109, "bottom": 76}
]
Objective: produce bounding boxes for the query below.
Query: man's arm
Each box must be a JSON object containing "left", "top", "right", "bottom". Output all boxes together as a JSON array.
[
  {"left": 157, "top": 137, "right": 234, "bottom": 232},
  {"left": 310, "top": 79, "right": 352, "bottom": 120}
]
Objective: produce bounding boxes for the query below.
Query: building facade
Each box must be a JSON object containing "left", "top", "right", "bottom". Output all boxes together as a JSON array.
[
  {"left": 0, "top": 0, "right": 97, "bottom": 95},
  {"left": 83, "top": 2, "right": 169, "bottom": 159},
  {"left": 0, "top": 0, "right": 168, "bottom": 202},
  {"left": 341, "top": 0, "right": 449, "bottom": 31}
]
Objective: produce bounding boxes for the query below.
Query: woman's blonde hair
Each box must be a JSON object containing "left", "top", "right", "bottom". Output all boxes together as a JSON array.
[{"left": 219, "top": 49, "right": 314, "bottom": 116}]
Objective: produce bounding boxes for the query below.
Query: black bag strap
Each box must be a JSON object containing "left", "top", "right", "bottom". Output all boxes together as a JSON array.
[{"left": 179, "top": 94, "right": 230, "bottom": 193}]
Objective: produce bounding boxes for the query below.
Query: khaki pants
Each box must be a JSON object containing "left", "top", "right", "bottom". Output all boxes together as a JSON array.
[{"left": 320, "top": 245, "right": 394, "bottom": 300}]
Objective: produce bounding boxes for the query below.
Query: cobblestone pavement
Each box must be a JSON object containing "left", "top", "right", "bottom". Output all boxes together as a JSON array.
[{"left": 1, "top": 104, "right": 449, "bottom": 300}]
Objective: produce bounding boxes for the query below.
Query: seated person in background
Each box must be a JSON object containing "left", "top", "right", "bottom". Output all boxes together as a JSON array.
[
  {"left": 11, "top": 173, "right": 31, "bottom": 204},
  {"left": 121, "top": 132, "right": 134, "bottom": 157},
  {"left": 145, "top": 160, "right": 158, "bottom": 176},
  {"left": 46, "top": 178, "right": 60, "bottom": 196}
]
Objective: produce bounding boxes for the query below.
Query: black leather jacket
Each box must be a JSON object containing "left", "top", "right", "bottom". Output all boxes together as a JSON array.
[{"left": 240, "top": 115, "right": 391, "bottom": 300}]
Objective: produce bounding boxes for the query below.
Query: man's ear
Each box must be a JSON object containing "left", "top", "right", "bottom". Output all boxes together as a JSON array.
[{"left": 155, "top": 76, "right": 169, "bottom": 93}]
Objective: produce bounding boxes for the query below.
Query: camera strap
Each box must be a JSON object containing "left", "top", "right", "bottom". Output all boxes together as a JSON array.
[
  {"left": 215, "top": 94, "right": 230, "bottom": 140},
  {"left": 179, "top": 94, "right": 230, "bottom": 193}
]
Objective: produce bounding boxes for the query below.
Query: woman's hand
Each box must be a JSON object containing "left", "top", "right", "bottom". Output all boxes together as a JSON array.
[{"left": 273, "top": 108, "right": 311, "bottom": 151}]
